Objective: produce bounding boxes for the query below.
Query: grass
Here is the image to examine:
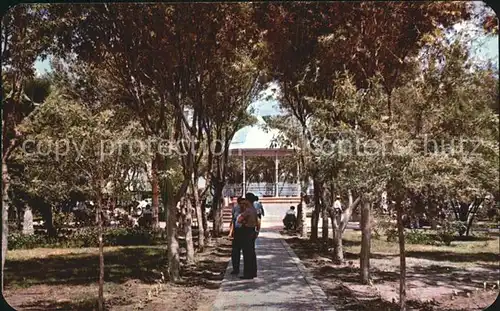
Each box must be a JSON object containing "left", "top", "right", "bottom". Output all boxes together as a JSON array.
[
  {"left": 4, "top": 245, "right": 167, "bottom": 289},
  {"left": 4, "top": 236, "right": 233, "bottom": 311},
  {"left": 286, "top": 231, "right": 500, "bottom": 311},
  {"left": 7, "top": 246, "right": 157, "bottom": 261},
  {"left": 6, "top": 245, "right": 165, "bottom": 261}
]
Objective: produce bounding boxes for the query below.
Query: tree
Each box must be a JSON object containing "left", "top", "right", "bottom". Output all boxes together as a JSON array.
[
  {"left": 258, "top": 4, "right": 487, "bottom": 310},
  {"left": 1, "top": 4, "right": 67, "bottom": 291},
  {"left": 256, "top": 2, "right": 471, "bottom": 249},
  {"left": 376, "top": 38, "right": 497, "bottom": 310},
  {"left": 19, "top": 76, "right": 147, "bottom": 309},
  {"left": 190, "top": 5, "right": 261, "bottom": 236},
  {"left": 360, "top": 201, "right": 371, "bottom": 283},
  {"left": 202, "top": 64, "right": 258, "bottom": 236},
  {"left": 7, "top": 75, "right": 53, "bottom": 235},
  {"left": 48, "top": 3, "right": 264, "bottom": 273}
]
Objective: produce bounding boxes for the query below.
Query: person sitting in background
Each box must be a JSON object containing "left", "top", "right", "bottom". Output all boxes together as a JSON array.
[{"left": 283, "top": 206, "right": 297, "bottom": 230}]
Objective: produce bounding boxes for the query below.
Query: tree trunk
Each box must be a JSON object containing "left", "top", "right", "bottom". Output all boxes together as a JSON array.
[
  {"left": 184, "top": 195, "right": 195, "bottom": 265},
  {"left": 331, "top": 213, "right": 344, "bottom": 264},
  {"left": 151, "top": 155, "right": 160, "bottom": 228},
  {"left": 2, "top": 160, "right": 10, "bottom": 292},
  {"left": 326, "top": 194, "right": 361, "bottom": 265},
  {"left": 430, "top": 218, "right": 438, "bottom": 230},
  {"left": 297, "top": 200, "right": 306, "bottom": 237},
  {"left": 201, "top": 198, "right": 209, "bottom": 239},
  {"left": 22, "top": 205, "right": 34, "bottom": 235},
  {"left": 311, "top": 179, "right": 322, "bottom": 241},
  {"left": 360, "top": 200, "right": 371, "bottom": 284},
  {"left": 465, "top": 200, "right": 481, "bottom": 237},
  {"left": 97, "top": 192, "right": 105, "bottom": 311},
  {"left": 300, "top": 201, "right": 307, "bottom": 237},
  {"left": 396, "top": 200, "right": 406, "bottom": 311},
  {"left": 311, "top": 210, "right": 319, "bottom": 240},
  {"left": 166, "top": 199, "right": 180, "bottom": 282},
  {"left": 332, "top": 229, "right": 344, "bottom": 263},
  {"left": 322, "top": 207, "right": 329, "bottom": 242},
  {"left": 296, "top": 201, "right": 302, "bottom": 228},
  {"left": 192, "top": 180, "right": 205, "bottom": 251},
  {"left": 212, "top": 183, "right": 224, "bottom": 237},
  {"left": 16, "top": 204, "right": 22, "bottom": 231},
  {"left": 41, "top": 204, "right": 57, "bottom": 237}
]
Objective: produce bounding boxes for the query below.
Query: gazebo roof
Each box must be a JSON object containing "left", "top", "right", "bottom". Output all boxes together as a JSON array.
[{"left": 229, "top": 116, "right": 295, "bottom": 157}]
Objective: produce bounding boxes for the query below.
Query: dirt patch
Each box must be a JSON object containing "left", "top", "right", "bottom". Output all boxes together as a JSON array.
[
  {"left": 3, "top": 236, "right": 232, "bottom": 311},
  {"left": 284, "top": 234, "right": 499, "bottom": 311}
]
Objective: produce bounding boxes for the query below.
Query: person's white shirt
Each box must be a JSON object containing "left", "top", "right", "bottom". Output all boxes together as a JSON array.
[
  {"left": 334, "top": 199, "right": 342, "bottom": 211},
  {"left": 286, "top": 208, "right": 296, "bottom": 215}
]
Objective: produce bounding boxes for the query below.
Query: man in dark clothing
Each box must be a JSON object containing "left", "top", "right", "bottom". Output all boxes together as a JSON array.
[
  {"left": 237, "top": 197, "right": 259, "bottom": 279},
  {"left": 283, "top": 205, "right": 297, "bottom": 230},
  {"left": 228, "top": 196, "right": 244, "bottom": 275},
  {"left": 245, "top": 192, "right": 261, "bottom": 235}
]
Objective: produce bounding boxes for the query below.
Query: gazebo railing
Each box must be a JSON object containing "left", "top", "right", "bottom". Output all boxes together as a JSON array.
[{"left": 223, "top": 182, "right": 300, "bottom": 197}]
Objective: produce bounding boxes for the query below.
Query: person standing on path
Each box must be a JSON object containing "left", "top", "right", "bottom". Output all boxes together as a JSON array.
[
  {"left": 253, "top": 195, "right": 265, "bottom": 218},
  {"left": 228, "top": 196, "right": 244, "bottom": 275},
  {"left": 237, "top": 197, "right": 259, "bottom": 279},
  {"left": 245, "top": 193, "right": 261, "bottom": 236}
]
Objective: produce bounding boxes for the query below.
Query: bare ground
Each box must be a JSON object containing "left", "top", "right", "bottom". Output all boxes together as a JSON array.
[
  {"left": 3, "top": 235, "right": 232, "bottom": 311},
  {"left": 283, "top": 230, "right": 500, "bottom": 311}
]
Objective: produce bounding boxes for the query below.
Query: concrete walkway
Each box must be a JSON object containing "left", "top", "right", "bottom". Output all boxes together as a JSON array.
[{"left": 212, "top": 216, "right": 335, "bottom": 311}]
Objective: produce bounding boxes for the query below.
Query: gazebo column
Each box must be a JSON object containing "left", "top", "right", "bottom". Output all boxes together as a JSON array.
[
  {"left": 242, "top": 153, "right": 246, "bottom": 196},
  {"left": 274, "top": 152, "right": 279, "bottom": 197}
]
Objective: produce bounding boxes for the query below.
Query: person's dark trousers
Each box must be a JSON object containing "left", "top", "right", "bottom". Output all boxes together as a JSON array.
[
  {"left": 283, "top": 214, "right": 296, "bottom": 229},
  {"left": 241, "top": 226, "right": 257, "bottom": 278},
  {"left": 231, "top": 227, "right": 242, "bottom": 272}
]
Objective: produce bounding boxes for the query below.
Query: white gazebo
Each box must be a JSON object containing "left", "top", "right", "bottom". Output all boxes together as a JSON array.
[{"left": 228, "top": 116, "right": 300, "bottom": 197}]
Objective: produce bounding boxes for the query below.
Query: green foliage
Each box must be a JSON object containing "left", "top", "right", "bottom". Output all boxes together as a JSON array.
[
  {"left": 385, "top": 229, "right": 444, "bottom": 246},
  {"left": 437, "top": 222, "right": 457, "bottom": 246},
  {"left": 52, "top": 212, "right": 75, "bottom": 232},
  {"left": 7, "top": 233, "right": 57, "bottom": 250},
  {"left": 386, "top": 228, "right": 398, "bottom": 243},
  {"left": 103, "top": 227, "right": 155, "bottom": 246},
  {"left": 8, "top": 227, "right": 159, "bottom": 250},
  {"left": 12, "top": 72, "right": 150, "bottom": 207},
  {"left": 72, "top": 227, "right": 157, "bottom": 247},
  {"left": 405, "top": 230, "right": 436, "bottom": 245}
]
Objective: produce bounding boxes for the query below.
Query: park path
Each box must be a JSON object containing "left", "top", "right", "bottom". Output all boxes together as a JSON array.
[{"left": 211, "top": 211, "right": 335, "bottom": 311}]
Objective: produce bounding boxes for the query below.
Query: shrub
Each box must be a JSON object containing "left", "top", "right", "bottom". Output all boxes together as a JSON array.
[
  {"left": 104, "top": 227, "right": 154, "bottom": 246},
  {"left": 405, "top": 230, "right": 435, "bottom": 245},
  {"left": 386, "top": 228, "right": 398, "bottom": 242},
  {"left": 7, "top": 233, "right": 47, "bottom": 249},
  {"left": 53, "top": 212, "right": 76, "bottom": 230},
  {"left": 386, "top": 228, "right": 438, "bottom": 245},
  {"left": 437, "top": 222, "right": 457, "bottom": 246},
  {"left": 68, "top": 227, "right": 100, "bottom": 247},
  {"left": 8, "top": 227, "right": 160, "bottom": 249}
]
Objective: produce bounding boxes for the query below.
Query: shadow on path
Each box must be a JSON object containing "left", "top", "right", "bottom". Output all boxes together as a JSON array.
[{"left": 212, "top": 221, "right": 334, "bottom": 311}]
